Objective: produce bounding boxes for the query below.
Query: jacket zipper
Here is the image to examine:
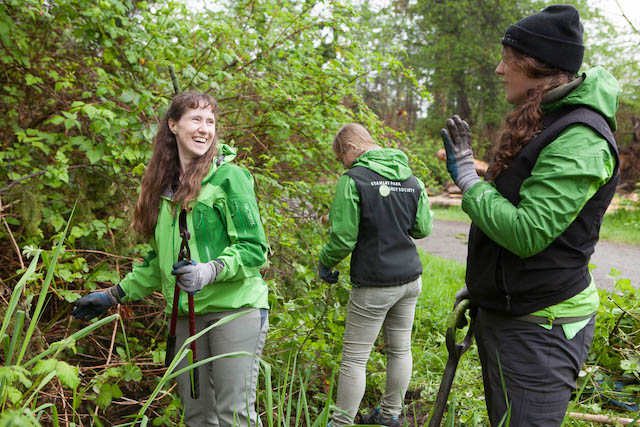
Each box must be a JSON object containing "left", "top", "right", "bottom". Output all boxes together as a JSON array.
[
  {"left": 497, "top": 249, "right": 511, "bottom": 312},
  {"left": 202, "top": 215, "right": 212, "bottom": 261}
]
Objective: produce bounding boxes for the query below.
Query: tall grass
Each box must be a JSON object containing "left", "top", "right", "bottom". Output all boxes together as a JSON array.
[
  {"left": 430, "top": 205, "right": 471, "bottom": 224},
  {"left": 599, "top": 208, "right": 640, "bottom": 246},
  {"left": 0, "top": 203, "right": 124, "bottom": 425}
]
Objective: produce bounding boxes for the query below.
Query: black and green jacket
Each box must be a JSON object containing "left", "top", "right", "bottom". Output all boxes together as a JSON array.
[
  {"left": 464, "top": 66, "right": 619, "bottom": 315},
  {"left": 319, "top": 148, "right": 433, "bottom": 286}
]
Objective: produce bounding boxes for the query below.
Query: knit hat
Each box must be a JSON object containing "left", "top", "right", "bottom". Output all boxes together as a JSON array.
[{"left": 502, "top": 4, "right": 584, "bottom": 73}]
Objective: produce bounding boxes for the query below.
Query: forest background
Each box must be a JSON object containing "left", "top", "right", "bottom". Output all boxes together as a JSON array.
[{"left": 1, "top": 0, "right": 639, "bottom": 425}]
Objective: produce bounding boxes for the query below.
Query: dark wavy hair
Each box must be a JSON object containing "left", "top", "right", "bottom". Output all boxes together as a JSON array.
[
  {"left": 132, "top": 91, "right": 220, "bottom": 237},
  {"left": 486, "top": 46, "right": 575, "bottom": 180}
]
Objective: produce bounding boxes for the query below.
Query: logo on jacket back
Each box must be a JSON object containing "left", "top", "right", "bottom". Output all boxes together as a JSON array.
[{"left": 370, "top": 180, "right": 415, "bottom": 197}]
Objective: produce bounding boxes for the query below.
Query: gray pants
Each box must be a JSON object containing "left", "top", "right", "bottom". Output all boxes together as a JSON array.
[
  {"left": 174, "top": 308, "right": 269, "bottom": 427},
  {"left": 332, "top": 277, "right": 422, "bottom": 426},
  {"left": 475, "top": 308, "right": 595, "bottom": 427}
]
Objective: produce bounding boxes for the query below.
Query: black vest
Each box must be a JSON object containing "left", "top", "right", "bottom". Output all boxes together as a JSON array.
[
  {"left": 345, "top": 166, "right": 423, "bottom": 287},
  {"left": 467, "top": 106, "right": 620, "bottom": 315}
]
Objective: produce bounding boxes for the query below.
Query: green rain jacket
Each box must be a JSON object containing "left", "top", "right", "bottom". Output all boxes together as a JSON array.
[
  {"left": 119, "top": 144, "right": 269, "bottom": 315},
  {"left": 319, "top": 147, "right": 433, "bottom": 269},
  {"left": 463, "top": 66, "right": 619, "bottom": 335}
]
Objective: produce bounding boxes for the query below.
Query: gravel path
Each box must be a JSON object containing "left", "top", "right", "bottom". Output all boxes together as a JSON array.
[{"left": 415, "top": 220, "right": 640, "bottom": 292}]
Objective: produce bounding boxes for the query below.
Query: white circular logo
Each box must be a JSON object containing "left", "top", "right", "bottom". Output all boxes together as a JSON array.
[{"left": 379, "top": 184, "right": 390, "bottom": 197}]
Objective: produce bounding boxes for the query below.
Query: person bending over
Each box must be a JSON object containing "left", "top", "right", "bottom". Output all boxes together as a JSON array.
[{"left": 319, "top": 123, "right": 433, "bottom": 426}]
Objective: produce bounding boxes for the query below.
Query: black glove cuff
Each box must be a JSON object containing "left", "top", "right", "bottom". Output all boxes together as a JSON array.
[{"left": 115, "top": 284, "right": 126, "bottom": 300}]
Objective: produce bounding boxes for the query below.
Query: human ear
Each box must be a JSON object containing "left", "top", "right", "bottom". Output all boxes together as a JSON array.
[{"left": 168, "top": 118, "right": 177, "bottom": 134}]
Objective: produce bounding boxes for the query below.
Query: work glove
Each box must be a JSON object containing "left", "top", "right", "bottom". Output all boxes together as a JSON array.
[
  {"left": 453, "top": 285, "right": 471, "bottom": 328},
  {"left": 318, "top": 261, "right": 339, "bottom": 284},
  {"left": 441, "top": 115, "right": 481, "bottom": 193},
  {"left": 171, "top": 259, "right": 225, "bottom": 294},
  {"left": 71, "top": 284, "right": 125, "bottom": 321}
]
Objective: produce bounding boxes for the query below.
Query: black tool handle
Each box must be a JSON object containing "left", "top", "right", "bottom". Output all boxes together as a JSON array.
[
  {"left": 188, "top": 293, "right": 199, "bottom": 399},
  {"left": 165, "top": 335, "right": 176, "bottom": 367},
  {"left": 428, "top": 356, "right": 460, "bottom": 427},
  {"left": 427, "top": 299, "right": 475, "bottom": 427},
  {"left": 165, "top": 282, "right": 182, "bottom": 367},
  {"left": 190, "top": 357, "right": 200, "bottom": 399}
]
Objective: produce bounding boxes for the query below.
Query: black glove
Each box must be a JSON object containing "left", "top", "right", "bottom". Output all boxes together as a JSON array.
[
  {"left": 318, "top": 262, "right": 339, "bottom": 284},
  {"left": 71, "top": 284, "right": 125, "bottom": 321}
]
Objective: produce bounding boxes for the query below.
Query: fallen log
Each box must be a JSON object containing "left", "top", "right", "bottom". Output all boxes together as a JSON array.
[
  {"left": 437, "top": 148, "right": 489, "bottom": 176},
  {"left": 568, "top": 412, "right": 640, "bottom": 425}
]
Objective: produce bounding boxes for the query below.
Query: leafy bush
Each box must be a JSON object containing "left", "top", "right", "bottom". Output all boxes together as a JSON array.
[{"left": 0, "top": 0, "right": 426, "bottom": 424}]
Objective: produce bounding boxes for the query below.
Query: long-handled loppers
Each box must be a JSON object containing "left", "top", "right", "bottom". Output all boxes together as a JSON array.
[
  {"left": 427, "top": 299, "right": 474, "bottom": 427},
  {"left": 165, "top": 208, "right": 199, "bottom": 399}
]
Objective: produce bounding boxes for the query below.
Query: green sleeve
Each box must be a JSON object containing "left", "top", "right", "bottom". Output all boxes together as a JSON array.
[
  {"left": 462, "top": 125, "right": 615, "bottom": 258},
  {"left": 118, "top": 238, "right": 162, "bottom": 301},
  {"left": 215, "top": 167, "right": 269, "bottom": 282},
  {"left": 410, "top": 178, "right": 434, "bottom": 239},
  {"left": 319, "top": 175, "right": 360, "bottom": 268}
]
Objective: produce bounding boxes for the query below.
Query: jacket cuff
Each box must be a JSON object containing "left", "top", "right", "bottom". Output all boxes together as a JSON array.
[{"left": 212, "top": 259, "right": 225, "bottom": 282}]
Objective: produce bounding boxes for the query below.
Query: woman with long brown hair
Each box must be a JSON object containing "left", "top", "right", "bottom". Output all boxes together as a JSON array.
[
  {"left": 72, "top": 91, "right": 269, "bottom": 427},
  {"left": 441, "top": 5, "right": 619, "bottom": 426}
]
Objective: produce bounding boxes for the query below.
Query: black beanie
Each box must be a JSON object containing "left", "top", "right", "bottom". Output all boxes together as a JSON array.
[{"left": 502, "top": 4, "right": 584, "bottom": 73}]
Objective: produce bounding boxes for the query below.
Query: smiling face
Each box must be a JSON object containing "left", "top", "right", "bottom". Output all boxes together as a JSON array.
[
  {"left": 495, "top": 48, "right": 552, "bottom": 106},
  {"left": 168, "top": 105, "right": 216, "bottom": 171}
]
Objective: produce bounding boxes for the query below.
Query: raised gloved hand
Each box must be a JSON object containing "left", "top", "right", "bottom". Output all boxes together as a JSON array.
[
  {"left": 318, "top": 261, "right": 339, "bottom": 284},
  {"left": 171, "top": 259, "right": 225, "bottom": 294},
  {"left": 441, "top": 115, "right": 481, "bottom": 193},
  {"left": 71, "top": 284, "right": 125, "bottom": 321}
]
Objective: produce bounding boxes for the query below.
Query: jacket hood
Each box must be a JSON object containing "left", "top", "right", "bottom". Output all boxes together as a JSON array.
[
  {"left": 351, "top": 147, "right": 412, "bottom": 180},
  {"left": 543, "top": 66, "right": 620, "bottom": 131},
  {"left": 202, "top": 143, "right": 237, "bottom": 183}
]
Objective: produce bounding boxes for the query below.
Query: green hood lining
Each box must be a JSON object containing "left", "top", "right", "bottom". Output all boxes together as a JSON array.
[{"left": 350, "top": 148, "right": 413, "bottom": 181}]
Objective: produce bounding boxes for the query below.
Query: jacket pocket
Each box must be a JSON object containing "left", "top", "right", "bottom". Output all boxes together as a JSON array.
[{"left": 193, "top": 203, "right": 230, "bottom": 262}]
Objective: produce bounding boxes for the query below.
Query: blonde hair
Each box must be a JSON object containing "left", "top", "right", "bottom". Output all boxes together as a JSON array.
[{"left": 332, "top": 123, "right": 376, "bottom": 157}]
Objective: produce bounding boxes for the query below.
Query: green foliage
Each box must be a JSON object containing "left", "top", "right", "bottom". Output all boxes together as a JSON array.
[
  {"left": 590, "top": 270, "right": 640, "bottom": 373},
  {"left": 0, "top": 206, "right": 130, "bottom": 424}
]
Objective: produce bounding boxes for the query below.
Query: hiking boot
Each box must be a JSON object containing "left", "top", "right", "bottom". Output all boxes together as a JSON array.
[{"left": 358, "top": 406, "right": 401, "bottom": 427}]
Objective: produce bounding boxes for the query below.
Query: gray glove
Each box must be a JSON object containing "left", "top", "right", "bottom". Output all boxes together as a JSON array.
[
  {"left": 441, "top": 115, "right": 480, "bottom": 193},
  {"left": 171, "top": 260, "right": 225, "bottom": 294}
]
